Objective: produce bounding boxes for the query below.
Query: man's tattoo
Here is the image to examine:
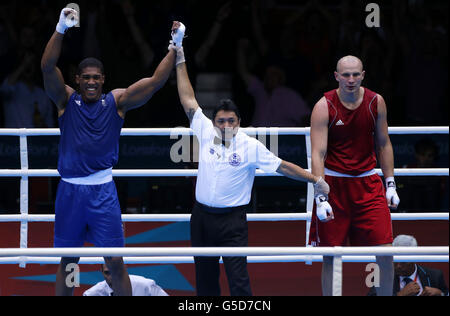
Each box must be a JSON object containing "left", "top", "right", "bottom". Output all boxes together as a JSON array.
[{"left": 187, "top": 108, "right": 196, "bottom": 122}]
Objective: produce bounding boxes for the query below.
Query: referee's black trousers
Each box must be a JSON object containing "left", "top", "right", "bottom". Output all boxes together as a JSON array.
[{"left": 190, "top": 202, "right": 252, "bottom": 296}]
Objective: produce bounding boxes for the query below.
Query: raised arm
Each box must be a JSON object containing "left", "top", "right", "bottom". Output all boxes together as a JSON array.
[
  {"left": 194, "top": 1, "right": 231, "bottom": 70},
  {"left": 113, "top": 48, "right": 176, "bottom": 118},
  {"left": 176, "top": 61, "right": 200, "bottom": 122},
  {"left": 120, "top": 0, "right": 154, "bottom": 69},
  {"left": 41, "top": 8, "right": 77, "bottom": 116},
  {"left": 8, "top": 52, "right": 35, "bottom": 85},
  {"left": 236, "top": 38, "right": 253, "bottom": 87},
  {"left": 170, "top": 22, "right": 200, "bottom": 123}
]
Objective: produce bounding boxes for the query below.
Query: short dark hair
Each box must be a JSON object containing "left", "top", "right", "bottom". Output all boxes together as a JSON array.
[
  {"left": 77, "top": 57, "right": 105, "bottom": 75},
  {"left": 212, "top": 99, "right": 241, "bottom": 121}
]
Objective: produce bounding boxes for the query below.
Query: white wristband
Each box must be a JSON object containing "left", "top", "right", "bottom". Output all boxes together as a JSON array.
[
  {"left": 176, "top": 46, "right": 186, "bottom": 65},
  {"left": 56, "top": 22, "right": 67, "bottom": 34},
  {"left": 315, "top": 195, "right": 328, "bottom": 204},
  {"left": 385, "top": 176, "right": 396, "bottom": 188},
  {"left": 169, "top": 43, "right": 185, "bottom": 65}
]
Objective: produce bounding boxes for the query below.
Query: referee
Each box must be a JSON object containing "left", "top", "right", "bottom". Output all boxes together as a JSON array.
[{"left": 171, "top": 22, "right": 331, "bottom": 296}]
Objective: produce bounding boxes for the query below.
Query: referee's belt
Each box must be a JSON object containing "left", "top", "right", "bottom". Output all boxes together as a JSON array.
[{"left": 196, "top": 201, "right": 249, "bottom": 214}]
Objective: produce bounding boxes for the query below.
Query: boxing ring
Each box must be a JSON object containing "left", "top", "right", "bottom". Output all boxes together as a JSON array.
[{"left": 0, "top": 126, "right": 448, "bottom": 296}]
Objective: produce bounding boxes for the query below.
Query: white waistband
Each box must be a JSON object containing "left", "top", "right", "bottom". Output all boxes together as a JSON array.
[
  {"left": 324, "top": 168, "right": 377, "bottom": 178},
  {"left": 62, "top": 168, "right": 113, "bottom": 185}
]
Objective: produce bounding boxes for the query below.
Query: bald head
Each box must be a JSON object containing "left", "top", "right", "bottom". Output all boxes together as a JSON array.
[
  {"left": 334, "top": 56, "right": 365, "bottom": 94},
  {"left": 336, "top": 56, "right": 364, "bottom": 73}
]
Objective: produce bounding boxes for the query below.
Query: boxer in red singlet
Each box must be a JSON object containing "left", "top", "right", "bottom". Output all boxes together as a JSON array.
[{"left": 309, "top": 56, "right": 400, "bottom": 296}]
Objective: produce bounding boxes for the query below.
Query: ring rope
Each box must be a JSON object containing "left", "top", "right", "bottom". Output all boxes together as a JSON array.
[
  {"left": 0, "top": 255, "right": 448, "bottom": 265},
  {"left": 0, "top": 212, "right": 448, "bottom": 223},
  {"left": 0, "top": 246, "right": 447, "bottom": 258},
  {"left": 0, "top": 126, "right": 448, "bottom": 136},
  {"left": 0, "top": 168, "right": 448, "bottom": 177}
]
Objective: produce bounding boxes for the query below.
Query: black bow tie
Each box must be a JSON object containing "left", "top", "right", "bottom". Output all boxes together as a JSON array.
[{"left": 213, "top": 137, "right": 231, "bottom": 148}]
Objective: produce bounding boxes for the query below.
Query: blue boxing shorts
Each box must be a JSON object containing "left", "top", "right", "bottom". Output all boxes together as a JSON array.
[{"left": 54, "top": 180, "right": 125, "bottom": 248}]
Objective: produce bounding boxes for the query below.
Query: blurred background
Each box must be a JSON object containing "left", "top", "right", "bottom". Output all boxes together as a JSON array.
[{"left": 0, "top": 0, "right": 448, "bottom": 215}]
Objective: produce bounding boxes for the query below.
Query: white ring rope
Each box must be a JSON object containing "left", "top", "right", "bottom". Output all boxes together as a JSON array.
[
  {"left": 0, "top": 126, "right": 448, "bottom": 136},
  {"left": 0, "top": 213, "right": 448, "bottom": 223},
  {"left": 0, "top": 246, "right": 447, "bottom": 258},
  {"left": 0, "top": 168, "right": 448, "bottom": 177},
  {"left": 0, "top": 255, "right": 448, "bottom": 265}
]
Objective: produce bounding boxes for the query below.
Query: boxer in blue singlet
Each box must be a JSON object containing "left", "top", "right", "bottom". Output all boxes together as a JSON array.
[{"left": 41, "top": 7, "right": 177, "bottom": 296}]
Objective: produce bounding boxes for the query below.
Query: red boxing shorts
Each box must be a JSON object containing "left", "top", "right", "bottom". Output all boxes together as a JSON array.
[{"left": 309, "top": 174, "right": 393, "bottom": 247}]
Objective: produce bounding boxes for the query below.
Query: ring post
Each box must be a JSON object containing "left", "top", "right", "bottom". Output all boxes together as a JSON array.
[
  {"left": 19, "top": 131, "right": 29, "bottom": 268},
  {"left": 332, "top": 246, "right": 343, "bottom": 296},
  {"left": 305, "top": 132, "right": 314, "bottom": 265}
]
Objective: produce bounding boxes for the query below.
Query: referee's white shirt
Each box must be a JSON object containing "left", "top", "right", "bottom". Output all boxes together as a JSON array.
[
  {"left": 192, "top": 108, "right": 282, "bottom": 208},
  {"left": 83, "top": 275, "right": 168, "bottom": 296}
]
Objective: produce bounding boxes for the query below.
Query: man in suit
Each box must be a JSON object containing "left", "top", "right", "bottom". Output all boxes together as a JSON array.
[{"left": 368, "top": 235, "right": 448, "bottom": 296}]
